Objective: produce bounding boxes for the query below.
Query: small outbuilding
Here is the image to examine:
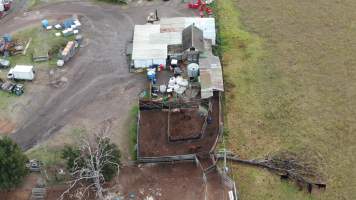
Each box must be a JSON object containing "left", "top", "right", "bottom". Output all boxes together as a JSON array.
[{"left": 182, "top": 24, "right": 204, "bottom": 52}]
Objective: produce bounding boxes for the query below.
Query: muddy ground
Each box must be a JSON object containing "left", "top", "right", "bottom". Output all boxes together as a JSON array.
[{"left": 138, "top": 95, "right": 220, "bottom": 157}]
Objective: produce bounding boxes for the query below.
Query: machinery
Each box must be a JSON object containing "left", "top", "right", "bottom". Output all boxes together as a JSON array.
[
  {"left": 147, "top": 9, "right": 159, "bottom": 24},
  {"left": 188, "top": 0, "right": 213, "bottom": 17},
  {"left": 0, "top": 78, "right": 24, "bottom": 96}
]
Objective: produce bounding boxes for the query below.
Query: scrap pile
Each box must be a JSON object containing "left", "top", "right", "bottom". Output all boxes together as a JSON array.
[
  {"left": 0, "top": 34, "right": 24, "bottom": 57},
  {"left": 41, "top": 16, "right": 83, "bottom": 66}
]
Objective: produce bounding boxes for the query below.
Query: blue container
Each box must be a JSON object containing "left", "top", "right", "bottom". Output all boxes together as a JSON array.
[
  {"left": 147, "top": 69, "right": 156, "bottom": 81},
  {"left": 63, "top": 19, "right": 74, "bottom": 29},
  {"left": 3, "top": 34, "right": 12, "bottom": 43},
  {"left": 41, "top": 19, "right": 49, "bottom": 28}
]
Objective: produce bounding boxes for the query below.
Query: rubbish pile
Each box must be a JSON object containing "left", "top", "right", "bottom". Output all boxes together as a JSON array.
[{"left": 0, "top": 34, "right": 24, "bottom": 57}]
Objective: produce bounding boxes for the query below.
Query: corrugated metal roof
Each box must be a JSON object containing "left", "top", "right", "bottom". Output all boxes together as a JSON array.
[
  {"left": 132, "top": 25, "right": 167, "bottom": 60},
  {"left": 199, "top": 53, "right": 224, "bottom": 99},
  {"left": 149, "top": 32, "right": 182, "bottom": 45},
  {"left": 161, "top": 17, "right": 216, "bottom": 45}
]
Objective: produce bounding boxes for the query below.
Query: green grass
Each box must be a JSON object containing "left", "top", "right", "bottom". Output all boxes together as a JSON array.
[
  {"left": 25, "top": 127, "right": 85, "bottom": 167},
  {"left": 26, "top": 145, "right": 64, "bottom": 167},
  {"left": 214, "top": 0, "right": 347, "bottom": 199},
  {"left": 216, "top": 0, "right": 356, "bottom": 199},
  {"left": 129, "top": 106, "right": 139, "bottom": 160},
  {"left": 0, "top": 91, "right": 16, "bottom": 110}
]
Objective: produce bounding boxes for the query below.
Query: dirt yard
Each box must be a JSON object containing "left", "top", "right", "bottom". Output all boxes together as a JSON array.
[
  {"left": 169, "top": 109, "right": 204, "bottom": 141},
  {"left": 114, "top": 163, "right": 229, "bottom": 200},
  {"left": 138, "top": 95, "right": 220, "bottom": 157},
  {"left": 216, "top": 0, "right": 356, "bottom": 199}
]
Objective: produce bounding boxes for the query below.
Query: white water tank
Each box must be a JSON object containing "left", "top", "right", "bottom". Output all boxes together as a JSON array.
[{"left": 187, "top": 63, "right": 199, "bottom": 78}]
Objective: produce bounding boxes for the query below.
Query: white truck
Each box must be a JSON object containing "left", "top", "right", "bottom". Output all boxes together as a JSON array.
[{"left": 7, "top": 65, "right": 35, "bottom": 81}]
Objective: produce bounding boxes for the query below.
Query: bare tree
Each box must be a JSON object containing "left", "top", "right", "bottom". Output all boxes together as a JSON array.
[{"left": 59, "top": 120, "right": 120, "bottom": 200}]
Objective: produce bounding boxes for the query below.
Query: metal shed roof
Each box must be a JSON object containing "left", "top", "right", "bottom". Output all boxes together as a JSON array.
[
  {"left": 132, "top": 25, "right": 167, "bottom": 60},
  {"left": 200, "top": 53, "right": 224, "bottom": 99},
  {"left": 149, "top": 32, "right": 182, "bottom": 45},
  {"left": 160, "top": 17, "right": 216, "bottom": 45}
]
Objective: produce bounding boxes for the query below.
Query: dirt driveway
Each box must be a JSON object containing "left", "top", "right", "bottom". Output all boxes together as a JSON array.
[{"left": 0, "top": 0, "right": 195, "bottom": 158}]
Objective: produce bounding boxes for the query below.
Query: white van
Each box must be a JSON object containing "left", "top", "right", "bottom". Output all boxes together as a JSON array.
[{"left": 7, "top": 65, "right": 35, "bottom": 81}]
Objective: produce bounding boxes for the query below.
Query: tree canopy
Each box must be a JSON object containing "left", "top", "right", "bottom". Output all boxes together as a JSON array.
[{"left": 0, "top": 137, "right": 28, "bottom": 190}]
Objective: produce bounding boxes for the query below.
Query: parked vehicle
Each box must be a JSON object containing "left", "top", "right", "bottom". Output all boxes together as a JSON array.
[
  {"left": 7, "top": 65, "right": 35, "bottom": 80},
  {"left": 0, "top": 78, "right": 24, "bottom": 96},
  {"left": 0, "top": 58, "right": 10, "bottom": 68}
]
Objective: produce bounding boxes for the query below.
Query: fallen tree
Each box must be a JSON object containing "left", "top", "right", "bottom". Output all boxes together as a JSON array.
[{"left": 217, "top": 150, "right": 326, "bottom": 193}]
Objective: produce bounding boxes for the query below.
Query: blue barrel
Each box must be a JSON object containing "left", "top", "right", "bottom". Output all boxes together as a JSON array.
[
  {"left": 3, "top": 34, "right": 12, "bottom": 42},
  {"left": 147, "top": 69, "right": 156, "bottom": 81},
  {"left": 41, "top": 19, "right": 49, "bottom": 28}
]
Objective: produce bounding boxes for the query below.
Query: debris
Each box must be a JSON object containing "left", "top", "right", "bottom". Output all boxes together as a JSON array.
[
  {"left": 218, "top": 151, "right": 327, "bottom": 193},
  {"left": 54, "top": 24, "right": 62, "bottom": 30},
  {"left": 0, "top": 78, "right": 24, "bottom": 96}
]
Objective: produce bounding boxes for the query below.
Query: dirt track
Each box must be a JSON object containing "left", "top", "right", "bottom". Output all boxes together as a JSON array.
[{"left": 0, "top": 0, "right": 194, "bottom": 152}]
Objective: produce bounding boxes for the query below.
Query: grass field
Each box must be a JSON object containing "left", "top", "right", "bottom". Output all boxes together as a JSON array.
[{"left": 215, "top": 0, "right": 356, "bottom": 199}]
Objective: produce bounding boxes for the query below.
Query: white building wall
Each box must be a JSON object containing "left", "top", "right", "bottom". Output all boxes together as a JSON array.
[{"left": 134, "top": 59, "right": 166, "bottom": 68}]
